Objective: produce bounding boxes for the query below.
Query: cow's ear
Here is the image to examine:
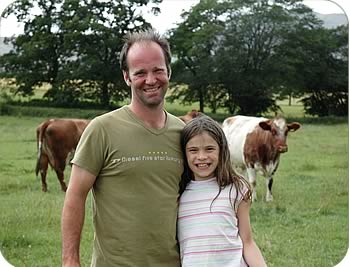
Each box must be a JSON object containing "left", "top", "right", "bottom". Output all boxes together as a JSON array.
[
  {"left": 288, "top": 122, "right": 301, "bottom": 132},
  {"left": 259, "top": 120, "right": 272, "bottom": 131}
]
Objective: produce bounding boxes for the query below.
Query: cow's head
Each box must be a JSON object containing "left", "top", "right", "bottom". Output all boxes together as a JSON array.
[
  {"left": 259, "top": 117, "right": 300, "bottom": 153},
  {"left": 179, "top": 109, "right": 202, "bottom": 124}
]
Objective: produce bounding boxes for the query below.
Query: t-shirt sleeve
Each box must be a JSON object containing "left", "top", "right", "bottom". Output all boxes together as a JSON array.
[
  {"left": 71, "top": 118, "right": 106, "bottom": 177},
  {"left": 234, "top": 182, "right": 250, "bottom": 212}
]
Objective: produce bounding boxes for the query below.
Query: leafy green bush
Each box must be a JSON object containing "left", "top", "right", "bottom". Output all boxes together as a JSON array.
[{"left": 0, "top": 105, "right": 107, "bottom": 119}]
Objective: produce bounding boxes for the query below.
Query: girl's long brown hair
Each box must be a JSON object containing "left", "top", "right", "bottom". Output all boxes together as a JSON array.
[{"left": 179, "top": 115, "right": 252, "bottom": 210}]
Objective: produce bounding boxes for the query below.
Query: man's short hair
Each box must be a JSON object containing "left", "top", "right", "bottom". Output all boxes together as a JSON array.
[{"left": 119, "top": 28, "right": 172, "bottom": 76}]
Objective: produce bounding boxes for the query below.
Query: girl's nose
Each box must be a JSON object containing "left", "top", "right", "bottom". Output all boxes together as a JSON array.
[{"left": 197, "top": 151, "right": 207, "bottom": 160}]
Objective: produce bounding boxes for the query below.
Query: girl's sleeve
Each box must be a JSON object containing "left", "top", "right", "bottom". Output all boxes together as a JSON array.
[{"left": 234, "top": 182, "right": 250, "bottom": 212}]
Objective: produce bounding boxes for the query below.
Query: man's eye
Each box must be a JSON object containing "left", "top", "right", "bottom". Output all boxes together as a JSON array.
[{"left": 135, "top": 72, "right": 145, "bottom": 77}]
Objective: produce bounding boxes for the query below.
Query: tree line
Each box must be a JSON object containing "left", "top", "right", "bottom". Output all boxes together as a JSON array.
[{"left": 0, "top": 0, "right": 348, "bottom": 116}]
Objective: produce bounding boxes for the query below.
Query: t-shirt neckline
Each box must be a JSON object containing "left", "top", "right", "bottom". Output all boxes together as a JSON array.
[{"left": 123, "top": 106, "right": 169, "bottom": 135}]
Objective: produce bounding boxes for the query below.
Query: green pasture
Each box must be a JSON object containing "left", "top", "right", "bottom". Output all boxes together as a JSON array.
[{"left": 0, "top": 104, "right": 348, "bottom": 266}]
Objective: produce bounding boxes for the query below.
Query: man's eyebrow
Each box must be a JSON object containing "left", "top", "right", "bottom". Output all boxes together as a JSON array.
[{"left": 133, "top": 69, "right": 146, "bottom": 74}]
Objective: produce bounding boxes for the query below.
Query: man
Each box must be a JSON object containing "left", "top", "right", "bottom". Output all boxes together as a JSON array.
[{"left": 61, "top": 29, "right": 185, "bottom": 267}]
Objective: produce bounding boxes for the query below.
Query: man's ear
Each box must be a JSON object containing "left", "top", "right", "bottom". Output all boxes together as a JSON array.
[
  {"left": 123, "top": 71, "right": 131, "bottom": 86},
  {"left": 168, "top": 68, "right": 172, "bottom": 79}
]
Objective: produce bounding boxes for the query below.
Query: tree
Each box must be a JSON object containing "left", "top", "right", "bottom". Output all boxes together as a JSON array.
[
  {"left": 0, "top": 0, "right": 63, "bottom": 96},
  {"left": 214, "top": 0, "right": 322, "bottom": 115},
  {"left": 300, "top": 25, "right": 348, "bottom": 116},
  {"left": 169, "top": 0, "right": 340, "bottom": 116},
  {"left": 276, "top": 21, "right": 348, "bottom": 116},
  {"left": 270, "top": 4, "right": 324, "bottom": 107},
  {"left": 168, "top": 0, "right": 227, "bottom": 112},
  {"left": 0, "top": 0, "right": 162, "bottom": 107}
]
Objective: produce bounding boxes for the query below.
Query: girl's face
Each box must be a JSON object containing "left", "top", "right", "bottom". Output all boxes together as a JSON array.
[{"left": 185, "top": 132, "right": 219, "bottom": 181}]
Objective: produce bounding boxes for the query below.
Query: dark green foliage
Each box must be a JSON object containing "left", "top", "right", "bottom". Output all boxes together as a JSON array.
[
  {"left": 0, "top": 0, "right": 347, "bottom": 116},
  {"left": 0, "top": 102, "right": 108, "bottom": 118},
  {"left": 168, "top": 0, "right": 348, "bottom": 116},
  {"left": 0, "top": 0, "right": 161, "bottom": 106},
  {"left": 167, "top": 0, "right": 227, "bottom": 112},
  {"left": 277, "top": 24, "right": 348, "bottom": 117}
]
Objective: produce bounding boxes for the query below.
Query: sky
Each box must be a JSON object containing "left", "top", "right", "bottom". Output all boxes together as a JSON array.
[{"left": 0, "top": 0, "right": 348, "bottom": 37}]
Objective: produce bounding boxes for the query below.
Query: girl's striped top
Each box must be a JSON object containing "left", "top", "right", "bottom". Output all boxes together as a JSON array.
[{"left": 178, "top": 177, "right": 248, "bottom": 267}]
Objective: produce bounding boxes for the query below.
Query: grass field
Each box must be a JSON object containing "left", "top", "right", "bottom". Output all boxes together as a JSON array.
[{"left": 0, "top": 105, "right": 348, "bottom": 266}]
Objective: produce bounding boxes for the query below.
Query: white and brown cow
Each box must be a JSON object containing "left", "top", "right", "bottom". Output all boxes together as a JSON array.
[
  {"left": 222, "top": 115, "right": 300, "bottom": 201},
  {"left": 35, "top": 118, "right": 90, "bottom": 192}
]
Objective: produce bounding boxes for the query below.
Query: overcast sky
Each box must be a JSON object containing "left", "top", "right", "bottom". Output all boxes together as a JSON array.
[{"left": 0, "top": 0, "right": 348, "bottom": 36}]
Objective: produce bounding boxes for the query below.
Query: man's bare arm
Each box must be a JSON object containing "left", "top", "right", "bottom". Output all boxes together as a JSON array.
[{"left": 61, "top": 165, "right": 96, "bottom": 267}]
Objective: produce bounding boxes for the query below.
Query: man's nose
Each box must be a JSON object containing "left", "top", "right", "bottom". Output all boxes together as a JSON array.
[{"left": 145, "top": 73, "right": 156, "bottom": 84}]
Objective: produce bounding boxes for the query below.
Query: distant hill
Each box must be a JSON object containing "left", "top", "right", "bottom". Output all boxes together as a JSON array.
[{"left": 315, "top": 12, "right": 348, "bottom": 28}]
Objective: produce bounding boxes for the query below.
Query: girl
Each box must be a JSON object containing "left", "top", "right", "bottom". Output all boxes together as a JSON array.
[{"left": 178, "top": 115, "right": 267, "bottom": 267}]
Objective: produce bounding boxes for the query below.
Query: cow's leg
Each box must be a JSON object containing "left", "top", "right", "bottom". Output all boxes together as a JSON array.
[
  {"left": 246, "top": 167, "right": 257, "bottom": 201},
  {"left": 266, "top": 176, "right": 273, "bottom": 202},
  {"left": 54, "top": 156, "right": 67, "bottom": 192},
  {"left": 55, "top": 169, "right": 67, "bottom": 192},
  {"left": 39, "top": 155, "right": 49, "bottom": 192}
]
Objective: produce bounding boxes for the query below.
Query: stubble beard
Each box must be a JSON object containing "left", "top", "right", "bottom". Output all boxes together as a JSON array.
[{"left": 138, "top": 86, "right": 168, "bottom": 108}]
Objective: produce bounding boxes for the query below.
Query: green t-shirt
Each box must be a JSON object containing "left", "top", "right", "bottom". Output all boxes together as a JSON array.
[{"left": 72, "top": 106, "right": 184, "bottom": 267}]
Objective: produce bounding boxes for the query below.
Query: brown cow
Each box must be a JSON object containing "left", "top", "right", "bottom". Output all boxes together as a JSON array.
[
  {"left": 35, "top": 118, "right": 90, "bottom": 192},
  {"left": 222, "top": 115, "right": 300, "bottom": 201},
  {"left": 178, "top": 109, "right": 202, "bottom": 123}
]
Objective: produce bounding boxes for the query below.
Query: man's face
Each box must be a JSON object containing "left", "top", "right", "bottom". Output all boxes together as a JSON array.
[{"left": 123, "top": 41, "right": 169, "bottom": 108}]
